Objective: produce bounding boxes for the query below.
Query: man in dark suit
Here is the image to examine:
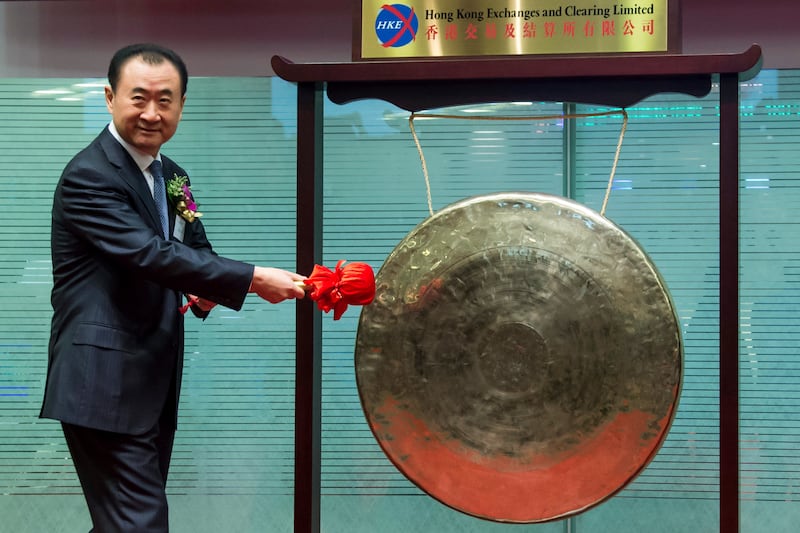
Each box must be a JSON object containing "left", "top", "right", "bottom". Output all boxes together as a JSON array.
[{"left": 40, "top": 43, "right": 306, "bottom": 532}]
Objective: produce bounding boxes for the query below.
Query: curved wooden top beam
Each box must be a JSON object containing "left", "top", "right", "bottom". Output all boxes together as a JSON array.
[{"left": 272, "top": 45, "right": 763, "bottom": 110}]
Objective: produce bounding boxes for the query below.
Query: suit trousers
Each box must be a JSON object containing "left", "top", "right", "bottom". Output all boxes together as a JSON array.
[{"left": 62, "top": 405, "right": 176, "bottom": 533}]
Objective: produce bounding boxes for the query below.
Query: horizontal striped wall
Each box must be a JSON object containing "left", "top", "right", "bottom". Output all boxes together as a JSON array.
[{"left": 1, "top": 69, "right": 798, "bottom": 532}]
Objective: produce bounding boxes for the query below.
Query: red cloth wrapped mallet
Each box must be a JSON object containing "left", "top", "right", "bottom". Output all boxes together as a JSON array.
[
  {"left": 178, "top": 260, "right": 376, "bottom": 319},
  {"left": 302, "top": 259, "right": 376, "bottom": 320}
]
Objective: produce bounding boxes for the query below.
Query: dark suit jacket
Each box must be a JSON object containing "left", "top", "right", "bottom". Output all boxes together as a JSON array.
[{"left": 41, "top": 127, "right": 254, "bottom": 435}]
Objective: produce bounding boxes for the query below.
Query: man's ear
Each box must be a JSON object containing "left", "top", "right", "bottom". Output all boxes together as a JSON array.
[{"left": 104, "top": 86, "right": 114, "bottom": 113}]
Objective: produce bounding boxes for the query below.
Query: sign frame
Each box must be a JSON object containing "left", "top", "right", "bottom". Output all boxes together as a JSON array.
[{"left": 353, "top": 0, "right": 681, "bottom": 61}]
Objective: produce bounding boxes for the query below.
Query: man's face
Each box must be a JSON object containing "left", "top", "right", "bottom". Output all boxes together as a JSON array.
[{"left": 105, "top": 56, "right": 185, "bottom": 157}]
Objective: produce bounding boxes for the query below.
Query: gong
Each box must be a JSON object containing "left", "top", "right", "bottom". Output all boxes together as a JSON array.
[{"left": 354, "top": 192, "right": 682, "bottom": 523}]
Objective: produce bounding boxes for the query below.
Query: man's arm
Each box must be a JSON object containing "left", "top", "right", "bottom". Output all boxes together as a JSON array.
[{"left": 189, "top": 266, "right": 306, "bottom": 313}]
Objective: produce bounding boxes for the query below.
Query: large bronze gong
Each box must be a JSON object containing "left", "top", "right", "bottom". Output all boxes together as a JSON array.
[{"left": 354, "top": 192, "right": 683, "bottom": 523}]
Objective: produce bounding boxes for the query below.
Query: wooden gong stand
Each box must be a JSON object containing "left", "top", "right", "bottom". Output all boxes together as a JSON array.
[{"left": 272, "top": 45, "right": 764, "bottom": 533}]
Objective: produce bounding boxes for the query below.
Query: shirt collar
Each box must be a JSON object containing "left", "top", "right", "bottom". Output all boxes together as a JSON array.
[{"left": 108, "top": 121, "right": 161, "bottom": 172}]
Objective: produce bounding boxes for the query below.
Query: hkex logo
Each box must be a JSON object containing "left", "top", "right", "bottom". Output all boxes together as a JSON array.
[{"left": 375, "top": 4, "right": 418, "bottom": 48}]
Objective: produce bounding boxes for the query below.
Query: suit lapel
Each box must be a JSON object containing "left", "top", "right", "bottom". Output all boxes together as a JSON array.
[{"left": 98, "top": 128, "right": 168, "bottom": 239}]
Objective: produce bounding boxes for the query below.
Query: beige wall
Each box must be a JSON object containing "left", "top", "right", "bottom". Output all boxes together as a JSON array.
[{"left": 0, "top": 0, "right": 792, "bottom": 78}]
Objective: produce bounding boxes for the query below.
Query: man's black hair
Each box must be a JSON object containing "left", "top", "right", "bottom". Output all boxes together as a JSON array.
[{"left": 108, "top": 43, "right": 188, "bottom": 96}]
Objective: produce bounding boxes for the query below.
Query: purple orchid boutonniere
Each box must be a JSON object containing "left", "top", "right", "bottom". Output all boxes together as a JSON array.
[{"left": 166, "top": 174, "right": 203, "bottom": 223}]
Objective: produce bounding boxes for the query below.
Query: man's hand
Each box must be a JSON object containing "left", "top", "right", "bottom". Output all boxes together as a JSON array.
[{"left": 249, "top": 266, "right": 307, "bottom": 303}]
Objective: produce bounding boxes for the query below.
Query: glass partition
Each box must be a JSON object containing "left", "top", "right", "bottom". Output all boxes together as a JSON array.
[{"left": 1, "top": 69, "right": 798, "bottom": 532}]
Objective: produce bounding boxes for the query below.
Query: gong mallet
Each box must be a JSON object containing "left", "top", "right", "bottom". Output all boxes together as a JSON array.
[
  {"left": 298, "top": 259, "right": 376, "bottom": 320},
  {"left": 179, "top": 260, "right": 376, "bottom": 320}
]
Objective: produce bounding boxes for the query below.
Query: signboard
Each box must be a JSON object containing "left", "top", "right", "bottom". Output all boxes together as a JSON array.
[{"left": 355, "top": 0, "right": 680, "bottom": 60}]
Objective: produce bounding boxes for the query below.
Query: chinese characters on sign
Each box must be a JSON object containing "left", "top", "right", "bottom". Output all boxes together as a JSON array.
[
  {"left": 359, "top": 1, "right": 671, "bottom": 59},
  {"left": 424, "top": 13, "right": 656, "bottom": 42}
]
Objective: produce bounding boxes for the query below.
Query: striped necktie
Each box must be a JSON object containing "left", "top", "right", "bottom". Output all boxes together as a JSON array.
[{"left": 149, "top": 160, "right": 170, "bottom": 239}]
